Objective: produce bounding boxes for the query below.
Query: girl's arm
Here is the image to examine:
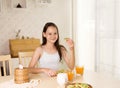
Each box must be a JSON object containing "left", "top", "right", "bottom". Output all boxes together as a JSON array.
[
  {"left": 62, "top": 38, "right": 75, "bottom": 70},
  {"left": 28, "top": 47, "right": 42, "bottom": 73}
]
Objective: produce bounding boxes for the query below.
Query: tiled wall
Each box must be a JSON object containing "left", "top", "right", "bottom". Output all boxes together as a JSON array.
[{"left": 0, "top": 0, "right": 72, "bottom": 55}]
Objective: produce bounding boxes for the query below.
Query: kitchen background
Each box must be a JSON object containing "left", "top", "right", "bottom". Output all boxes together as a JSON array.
[
  {"left": 0, "top": 0, "right": 120, "bottom": 80},
  {"left": 0, "top": 0, "right": 72, "bottom": 54}
]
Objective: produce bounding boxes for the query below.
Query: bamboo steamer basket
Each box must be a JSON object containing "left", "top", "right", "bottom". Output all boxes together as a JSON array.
[{"left": 14, "top": 68, "right": 29, "bottom": 84}]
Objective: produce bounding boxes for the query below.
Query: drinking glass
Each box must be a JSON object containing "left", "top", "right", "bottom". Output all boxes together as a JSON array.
[
  {"left": 67, "top": 70, "right": 74, "bottom": 81},
  {"left": 75, "top": 66, "right": 84, "bottom": 76}
]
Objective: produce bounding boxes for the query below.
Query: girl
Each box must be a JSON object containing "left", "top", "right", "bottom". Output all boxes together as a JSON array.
[{"left": 29, "top": 22, "right": 75, "bottom": 77}]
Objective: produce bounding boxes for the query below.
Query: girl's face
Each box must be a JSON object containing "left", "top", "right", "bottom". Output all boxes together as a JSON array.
[{"left": 43, "top": 26, "right": 58, "bottom": 44}]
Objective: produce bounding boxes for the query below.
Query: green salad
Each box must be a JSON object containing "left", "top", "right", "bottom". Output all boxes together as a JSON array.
[
  {"left": 57, "top": 69, "right": 66, "bottom": 73},
  {"left": 67, "top": 83, "right": 90, "bottom": 88}
]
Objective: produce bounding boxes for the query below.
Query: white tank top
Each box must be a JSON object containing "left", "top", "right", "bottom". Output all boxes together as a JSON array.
[{"left": 39, "top": 51, "right": 60, "bottom": 70}]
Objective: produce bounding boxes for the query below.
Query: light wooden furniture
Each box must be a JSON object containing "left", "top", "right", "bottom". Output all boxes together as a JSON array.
[
  {"left": 18, "top": 52, "right": 34, "bottom": 67},
  {"left": 9, "top": 39, "right": 40, "bottom": 57},
  {"left": 0, "top": 55, "right": 12, "bottom": 76},
  {"left": 14, "top": 68, "right": 29, "bottom": 84}
]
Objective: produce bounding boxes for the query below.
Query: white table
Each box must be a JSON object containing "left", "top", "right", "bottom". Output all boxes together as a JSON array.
[{"left": 0, "top": 70, "right": 120, "bottom": 88}]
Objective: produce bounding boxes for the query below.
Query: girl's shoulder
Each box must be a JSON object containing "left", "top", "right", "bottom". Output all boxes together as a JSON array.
[
  {"left": 36, "top": 46, "right": 42, "bottom": 50},
  {"left": 35, "top": 46, "right": 43, "bottom": 54}
]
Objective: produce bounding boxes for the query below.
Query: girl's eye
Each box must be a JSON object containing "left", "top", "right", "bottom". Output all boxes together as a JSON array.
[
  {"left": 48, "top": 33, "right": 57, "bottom": 35},
  {"left": 49, "top": 33, "right": 52, "bottom": 35},
  {"left": 54, "top": 33, "right": 57, "bottom": 35}
]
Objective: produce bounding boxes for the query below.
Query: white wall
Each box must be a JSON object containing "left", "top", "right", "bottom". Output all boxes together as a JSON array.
[{"left": 0, "top": 0, "right": 72, "bottom": 55}]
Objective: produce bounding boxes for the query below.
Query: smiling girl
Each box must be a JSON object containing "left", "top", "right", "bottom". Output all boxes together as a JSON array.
[{"left": 29, "top": 22, "right": 75, "bottom": 77}]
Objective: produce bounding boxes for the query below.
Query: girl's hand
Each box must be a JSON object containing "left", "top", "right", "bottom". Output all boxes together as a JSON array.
[
  {"left": 44, "top": 68, "right": 57, "bottom": 77},
  {"left": 65, "top": 38, "right": 74, "bottom": 50}
]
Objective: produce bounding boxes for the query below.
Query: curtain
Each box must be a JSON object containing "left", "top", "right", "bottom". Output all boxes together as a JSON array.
[{"left": 96, "top": 0, "right": 120, "bottom": 79}]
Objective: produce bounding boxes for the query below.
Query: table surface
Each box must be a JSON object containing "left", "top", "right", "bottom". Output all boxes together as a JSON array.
[{"left": 0, "top": 70, "right": 120, "bottom": 88}]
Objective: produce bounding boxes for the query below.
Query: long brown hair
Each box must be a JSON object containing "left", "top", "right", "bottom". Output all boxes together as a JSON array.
[{"left": 42, "top": 22, "right": 66, "bottom": 61}]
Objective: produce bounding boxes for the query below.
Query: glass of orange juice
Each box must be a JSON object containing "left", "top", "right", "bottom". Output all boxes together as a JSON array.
[
  {"left": 75, "top": 66, "right": 84, "bottom": 76},
  {"left": 67, "top": 70, "right": 74, "bottom": 81}
]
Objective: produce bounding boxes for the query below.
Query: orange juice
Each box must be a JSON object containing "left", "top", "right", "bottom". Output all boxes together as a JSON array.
[
  {"left": 67, "top": 71, "right": 74, "bottom": 81},
  {"left": 76, "top": 66, "right": 84, "bottom": 75}
]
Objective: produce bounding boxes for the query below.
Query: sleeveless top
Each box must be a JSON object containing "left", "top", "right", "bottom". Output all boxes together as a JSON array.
[{"left": 39, "top": 51, "right": 60, "bottom": 70}]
